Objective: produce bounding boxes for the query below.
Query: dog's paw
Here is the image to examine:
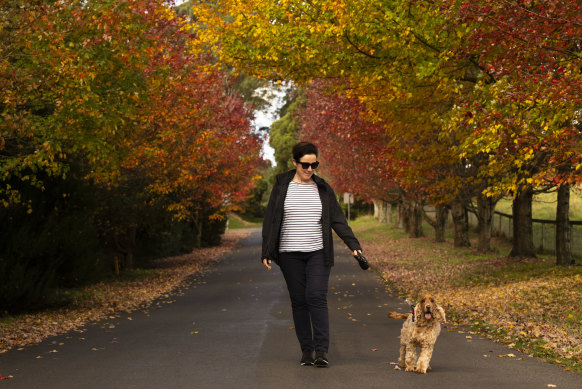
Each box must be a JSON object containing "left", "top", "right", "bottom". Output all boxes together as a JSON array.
[
  {"left": 414, "top": 368, "right": 427, "bottom": 374},
  {"left": 405, "top": 366, "right": 415, "bottom": 372}
]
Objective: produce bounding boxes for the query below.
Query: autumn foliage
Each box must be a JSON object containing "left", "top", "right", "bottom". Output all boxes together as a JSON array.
[
  {"left": 193, "top": 0, "right": 582, "bottom": 260},
  {"left": 0, "top": 0, "right": 263, "bottom": 311}
]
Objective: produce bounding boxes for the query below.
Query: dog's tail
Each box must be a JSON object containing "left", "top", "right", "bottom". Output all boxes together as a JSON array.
[{"left": 388, "top": 312, "right": 410, "bottom": 320}]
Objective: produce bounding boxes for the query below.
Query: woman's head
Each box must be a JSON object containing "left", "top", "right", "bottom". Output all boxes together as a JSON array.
[
  {"left": 292, "top": 142, "right": 319, "bottom": 182},
  {"left": 292, "top": 142, "right": 318, "bottom": 162}
]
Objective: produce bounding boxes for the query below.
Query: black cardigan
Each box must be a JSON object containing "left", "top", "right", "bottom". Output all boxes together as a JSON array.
[{"left": 261, "top": 170, "right": 362, "bottom": 267}]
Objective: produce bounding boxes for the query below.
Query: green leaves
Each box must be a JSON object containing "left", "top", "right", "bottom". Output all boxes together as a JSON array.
[{"left": 1, "top": 0, "right": 263, "bottom": 216}]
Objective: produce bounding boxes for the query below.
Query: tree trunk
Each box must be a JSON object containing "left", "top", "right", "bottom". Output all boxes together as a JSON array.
[
  {"left": 192, "top": 211, "right": 203, "bottom": 248},
  {"left": 435, "top": 205, "right": 448, "bottom": 243},
  {"left": 556, "top": 184, "right": 572, "bottom": 266},
  {"left": 509, "top": 187, "right": 536, "bottom": 257},
  {"left": 410, "top": 199, "right": 424, "bottom": 238},
  {"left": 374, "top": 199, "right": 391, "bottom": 224},
  {"left": 393, "top": 203, "right": 401, "bottom": 228},
  {"left": 424, "top": 204, "right": 448, "bottom": 243},
  {"left": 399, "top": 200, "right": 411, "bottom": 233},
  {"left": 451, "top": 199, "right": 470, "bottom": 247},
  {"left": 113, "top": 225, "right": 136, "bottom": 270},
  {"left": 400, "top": 197, "right": 423, "bottom": 238},
  {"left": 476, "top": 193, "right": 496, "bottom": 252}
]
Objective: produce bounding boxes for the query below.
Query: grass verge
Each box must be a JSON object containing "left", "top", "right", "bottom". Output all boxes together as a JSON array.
[
  {"left": 228, "top": 213, "right": 262, "bottom": 229},
  {"left": 351, "top": 215, "right": 582, "bottom": 374}
]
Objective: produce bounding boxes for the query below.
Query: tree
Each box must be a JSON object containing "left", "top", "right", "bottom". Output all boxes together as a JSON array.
[
  {"left": 0, "top": 0, "right": 265, "bottom": 310},
  {"left": 192, "top": 0, "right": 582, "bottom": 262}
]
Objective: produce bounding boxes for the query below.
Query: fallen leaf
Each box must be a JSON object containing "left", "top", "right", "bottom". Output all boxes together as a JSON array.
[
  {"left": 394, "top": 365, "right": 401, "bottom": 370},
  {"left": 0, "top": 233, "right": 248, "bottom": 355}
]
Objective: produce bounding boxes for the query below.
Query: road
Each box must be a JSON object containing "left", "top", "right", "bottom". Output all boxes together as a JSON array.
[{"left": 1, "top": 229, "right": 580, "bottom": 388}]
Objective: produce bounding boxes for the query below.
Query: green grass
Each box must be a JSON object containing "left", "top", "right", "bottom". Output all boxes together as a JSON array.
[
  {"left": 228, "top": 213, "right": 261, "bottom": 229},
  {"left": 349, "top": 215, "right": 408, "bottom": 240},
  {"left": 496, "top": 186, "right": 582, "bottom": 220}
]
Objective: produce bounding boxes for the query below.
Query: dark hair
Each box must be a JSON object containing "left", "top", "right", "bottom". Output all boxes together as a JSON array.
[{"left": 292, "top": 141, "right": 318, "bottom": 162}]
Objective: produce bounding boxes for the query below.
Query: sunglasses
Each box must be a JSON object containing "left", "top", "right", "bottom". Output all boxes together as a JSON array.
[{"left": 296, "top": 161, "right": 319, "bottom": 170}]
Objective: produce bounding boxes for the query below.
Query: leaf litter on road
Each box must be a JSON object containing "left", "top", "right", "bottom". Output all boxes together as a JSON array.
[
  {"left": 351, "top": 219, "right": 582, "bottom": 372},
  {"left": 0, "top": 231, "right": 250, "bottom": 354}
]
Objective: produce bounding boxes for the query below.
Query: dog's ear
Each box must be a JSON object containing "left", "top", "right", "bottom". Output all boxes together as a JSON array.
[
  {"left": 413, "top": 302, "right": 422, "bottom": 322},
  {"left": 434, "top": 304, "right": 446, "bottom": 324}
]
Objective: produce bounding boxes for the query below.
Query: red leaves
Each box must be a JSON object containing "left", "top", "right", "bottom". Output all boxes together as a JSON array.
[
  {"left": 296, "top": 79, "right": 396, "bottom": 199},
  {"left": 0, "top": 0, "right": 262, "bottom": 213}
]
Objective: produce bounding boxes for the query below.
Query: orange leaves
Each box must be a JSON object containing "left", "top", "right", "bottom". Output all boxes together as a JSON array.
[
  {"left": 354, "top": 216, "right": 582, "bottom": 369},
  {"left": 1, "top": 1, "right": 263, "bottom": 215}
]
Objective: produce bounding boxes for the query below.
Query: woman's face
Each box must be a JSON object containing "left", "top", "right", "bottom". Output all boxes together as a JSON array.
[{"left": 293, "top": 153, "right": 318, "bottom": 182}]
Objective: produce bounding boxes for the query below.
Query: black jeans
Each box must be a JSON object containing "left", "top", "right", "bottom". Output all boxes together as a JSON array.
[{"left": 279, "top": 250, "right": 331, "bottom": 352}]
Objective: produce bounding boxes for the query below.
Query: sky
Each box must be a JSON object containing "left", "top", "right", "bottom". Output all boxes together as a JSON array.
[{"left": 251, "top": 85, "right": 290, "bottom": 165}]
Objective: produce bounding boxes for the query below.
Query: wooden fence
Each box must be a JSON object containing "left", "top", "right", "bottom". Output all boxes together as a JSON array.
[{"left": 467, "top": 210, "right": 582, "bottom": 258}]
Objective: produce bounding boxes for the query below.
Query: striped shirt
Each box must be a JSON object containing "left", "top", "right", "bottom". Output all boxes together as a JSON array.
[{"left": 279, "top": 181, "right": 324, "bottom": 253}]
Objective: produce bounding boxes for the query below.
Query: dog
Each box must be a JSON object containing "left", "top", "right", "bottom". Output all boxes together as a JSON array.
[{"left": 388, "top": 295, "right": 446, "bottom": 374}]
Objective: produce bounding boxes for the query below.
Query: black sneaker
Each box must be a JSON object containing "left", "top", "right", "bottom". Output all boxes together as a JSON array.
[
  {"left": 300, "top": 350, "right": 314, "bottom": 366},
  {"left": 313, "top": 351, "right": 328, "bottom": 368}
]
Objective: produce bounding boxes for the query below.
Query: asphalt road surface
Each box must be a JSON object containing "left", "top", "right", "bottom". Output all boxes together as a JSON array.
[{"left": 1, "top": 229, "right": 580, "bottom": 388}]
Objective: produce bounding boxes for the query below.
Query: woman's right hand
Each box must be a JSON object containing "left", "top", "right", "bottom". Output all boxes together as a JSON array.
[{"left": 262, "top": 258, "right": 272, "bottom": 271}]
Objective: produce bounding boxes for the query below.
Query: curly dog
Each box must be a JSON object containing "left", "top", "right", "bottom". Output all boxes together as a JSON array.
[{"left": 388, "top": 295, "right": 446, "bottom": 374}]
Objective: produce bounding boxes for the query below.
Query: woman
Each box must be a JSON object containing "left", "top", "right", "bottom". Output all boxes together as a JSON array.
[{"left": 261, "top": 141, "right": 363, "bottom": 367}]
